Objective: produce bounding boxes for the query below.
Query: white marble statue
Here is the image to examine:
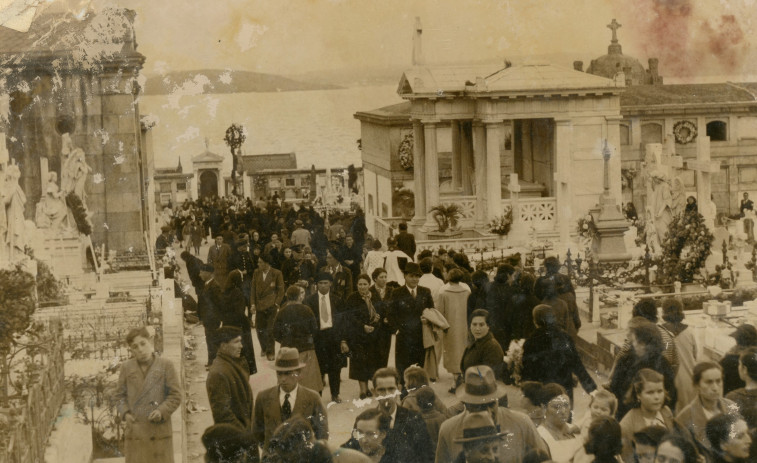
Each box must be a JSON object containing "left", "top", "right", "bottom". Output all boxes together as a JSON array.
[
  {"left": 670, "top": 177, "right": 686, "bottom": 217},
  {"left": 60, "top": 133, "right": 91, "bottom": 207},
  {"left": 35, "top": 172, "right": 70, "bottom": 231},
  {"left": 649, "top": 170, "right": 673, "bottom": 243},
  {"left": 3, "top": 164, "right": 27, "bottom": 260}
]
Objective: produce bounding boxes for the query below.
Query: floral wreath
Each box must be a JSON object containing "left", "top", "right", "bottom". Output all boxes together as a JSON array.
[
  {"left": 398, "top": 133, "right": 414, "bottom": 170},
  {"left": 673, "top": 120, "right": 697, "bottom": 145}
]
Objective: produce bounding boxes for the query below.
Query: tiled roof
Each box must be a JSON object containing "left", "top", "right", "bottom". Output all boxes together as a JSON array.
[
  {"left": 621, "top": 83, "right": 757, "bottom": 107},
  {"left": 240, "top": 153, "right": 297, "bottom": 173}
]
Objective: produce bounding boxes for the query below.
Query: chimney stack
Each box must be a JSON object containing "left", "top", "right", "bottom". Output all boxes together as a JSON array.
[
  {"left": 412, "top": 17, "right": 424, "bottom": 66},
  {"left": 648, "top": 58, "right": 660, "bottom": 84},
  {"left": 573, "top": 61, "right": 584, "bottom": 72}
]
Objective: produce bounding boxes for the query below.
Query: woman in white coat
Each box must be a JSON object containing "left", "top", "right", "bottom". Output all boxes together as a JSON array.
[{"left": 437, "top": 268, "right": 471, "bottom": 389}]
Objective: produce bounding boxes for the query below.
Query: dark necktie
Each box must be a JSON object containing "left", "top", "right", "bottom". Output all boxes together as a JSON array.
[{"left": 282, "top": 393, "right": 292, "bottom": 420}]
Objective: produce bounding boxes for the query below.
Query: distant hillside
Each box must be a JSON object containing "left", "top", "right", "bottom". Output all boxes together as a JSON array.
[{"left": 142, "top": 69, "right": 342, "bottom": 95}]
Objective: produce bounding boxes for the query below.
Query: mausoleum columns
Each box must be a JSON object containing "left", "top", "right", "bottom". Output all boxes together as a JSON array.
[
  {"left": 450, "top": 120, "right": 462, "bottom": 191},
  {"left": 423, "top": 121, "right": 440, "bottom": 230},
  {"left": 484, "top": 121, "right": 503, "bottom": 222},
  {"left": 460, "top": 122, "right": 474, "bottom": 195},
  {"left": 472, "top": 121, "right": 487, "bottom": 228},
  {"left": 411, "top": 119, "right": 427, "bottom": 228},
  {"left": 554, "top": 119, "right": 573, "bottom": 246}
]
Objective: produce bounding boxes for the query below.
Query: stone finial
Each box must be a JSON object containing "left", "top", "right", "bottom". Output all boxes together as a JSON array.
[
  {"left": 573, "top": 61, "right": 584, "bottom": 72},
  {"left": 607, "top": 19, "right": 622, "bottom": 43}
]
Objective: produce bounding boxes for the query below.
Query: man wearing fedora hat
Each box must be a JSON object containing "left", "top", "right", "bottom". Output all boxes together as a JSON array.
[
  {"left": 252, "top": 347, "right": 328, "bottom": 457},
  {"left": 304, "top": 271, "right": 349, "bottom": 403},
  {"left": 387, "top": 262, "right": 435, "bottom": 390},
  {"left": 453, "top": 412, "right": 506, "bottom": 463},
  {"left": 206, "top": 326, "right": 254, "bottom": 432},
  {"left": 207, "top": 235, "right": 233, "bottom": 288},
  {"left": 436, "top": 366, "right": 547, "bottom": 463}
]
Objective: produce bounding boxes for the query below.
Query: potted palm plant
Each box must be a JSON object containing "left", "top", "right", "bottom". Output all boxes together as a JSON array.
[{"left": 428, "top": 204, "right": 464, "bottom": 238}]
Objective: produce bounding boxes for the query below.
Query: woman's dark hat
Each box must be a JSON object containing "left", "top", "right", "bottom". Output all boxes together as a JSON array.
[{"left": 215, "top": 326, "right": 242, "bottom": 344}]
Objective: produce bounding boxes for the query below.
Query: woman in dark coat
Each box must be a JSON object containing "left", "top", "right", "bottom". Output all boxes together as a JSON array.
[
  {"left": 460, "top": 308, "right": 505, "bottom": 380},
  {"left": 608, "top": 318, "right": 677, "bottom": 420},
  {"left": 280, "top": 247, "right": 300, "bottom": 287},
  {"left": 369, "top": 267, "right": 393, "bottom": 369},
  {"left": 222, "top": 270, "right": 257, "bottom": 375},
  {"left": 345, "top": 273, "right": 383, "bottom": 399},
  {"left": 508, "top": 271, "right": 540, "bottom": 342},
  {"left": 720, "top": 323, "right": 757, "bottom": 395},
  {"left": 467, "top": 270, "right": 489, "bottom": 321},
  {"left": 521, "top": 304, "right": 596, "bottom": 403}
]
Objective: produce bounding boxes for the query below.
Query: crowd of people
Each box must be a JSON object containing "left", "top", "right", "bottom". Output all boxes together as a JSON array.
[{"left": 138, "top": 197, "right": 757, "bottom": 463}]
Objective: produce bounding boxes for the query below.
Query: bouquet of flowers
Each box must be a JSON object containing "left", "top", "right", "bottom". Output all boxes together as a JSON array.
[
  {"left": 488, "top": 210, "right": 513, "bottom": 235},
  {"left": 577, "top": 214, "right": 598, "bottom": 241},
  {"left": 503, "top": 339, "right": 526, "bottom": 385}
]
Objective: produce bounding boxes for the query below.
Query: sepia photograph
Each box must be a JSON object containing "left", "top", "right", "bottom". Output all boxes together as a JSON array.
[{"left": 0, "top": 0, "right": 756, "bottom": 462}]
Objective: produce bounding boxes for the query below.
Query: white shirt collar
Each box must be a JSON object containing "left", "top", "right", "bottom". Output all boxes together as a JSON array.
[{"left": 280, "top": 384, "right": 299, "bottom": 407}]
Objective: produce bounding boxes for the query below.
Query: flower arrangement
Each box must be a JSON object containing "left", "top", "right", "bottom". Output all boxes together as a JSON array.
[
  {"left": 398, "top": 133, "right": 414, "bottom": 170},
  {"left": 660, "top": 211, "right": 713, "bottom": 284},
  {"left": 488, "top": 209, "right": 512, "bottom": 236},
  {"left": 577, "top": 214, "right": 599, "bottom": 241},
  {"left": 673, "top": 120, "right": 698, "bottom": 144},
  {"left": 504, "top": 339, "right": 525, "bottom": 385}
]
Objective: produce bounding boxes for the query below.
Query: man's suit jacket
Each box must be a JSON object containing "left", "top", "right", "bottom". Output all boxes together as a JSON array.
[
  {"left": 320, "top": 265, "right": 353, "bottom": 301},
  {"left": 198, "top": 278, "right": 223, "bottom": 327},
  {"left": 207, "top": 243, "right": 232, "bottom": 271},
  {"left": 383, "top": 406, "right": 434, "bottom": 463},
  {"left": 304, "top": 292, "right": 348, "bottom": 337},
  {"left": 252, "top": 385, "right": 328, "bottom": 451},
  {"left": 251, "top": 267, "right": 285, "bottom": 311},
  {"left": 387, "top": 285, "right": 434, "bottom": 353},
  {"left": 395, "top": 231, "right": 416, "bottom": 261}
]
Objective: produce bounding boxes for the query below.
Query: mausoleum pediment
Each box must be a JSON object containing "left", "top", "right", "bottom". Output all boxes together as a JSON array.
[{"left": 397, "top": 64, "right": 501, "bottom": 97}]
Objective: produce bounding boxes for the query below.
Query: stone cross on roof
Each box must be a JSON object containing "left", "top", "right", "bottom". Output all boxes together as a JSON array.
[{"left": 607, "top": 19, "right": 622, "bottom": 43}]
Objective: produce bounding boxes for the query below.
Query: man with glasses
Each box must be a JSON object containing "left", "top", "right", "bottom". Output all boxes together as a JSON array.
[{"left": 342, "top": 408, "right": 392, "bottom": 461}]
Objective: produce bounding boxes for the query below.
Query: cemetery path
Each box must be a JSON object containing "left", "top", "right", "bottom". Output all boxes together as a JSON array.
[{"left": 174, "top": 241, "right": 603, "bottom": 461}]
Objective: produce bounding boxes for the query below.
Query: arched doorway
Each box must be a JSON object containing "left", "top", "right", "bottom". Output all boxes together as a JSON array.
[{"left": 199, "top": 170, "right": 218, "bottom": 199}]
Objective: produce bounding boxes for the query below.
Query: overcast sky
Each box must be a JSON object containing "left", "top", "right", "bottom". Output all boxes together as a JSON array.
[{"left": 44, "top": 0, "right": 757, "bottom": 80}]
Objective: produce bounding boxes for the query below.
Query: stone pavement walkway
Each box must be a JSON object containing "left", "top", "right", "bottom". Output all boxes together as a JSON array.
[{"left": 174, "top": 240, "right": 604, "bottom": 461}]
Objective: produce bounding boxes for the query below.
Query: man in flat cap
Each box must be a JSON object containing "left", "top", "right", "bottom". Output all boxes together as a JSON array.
[
  {"left": 291, "top": 219, "right": 311, "bottom": 247},
  {"left": 387, "top": 262, "right": 434, "bottom": 391},
  {"left": 206, "top": 326, "right": 254, "bottom": 432},
  {"left": 155, "top": 225, "right": 172, "bottom": 259},
  {"left": 252, "top": 347, "right": 328, "bottom": 457},
  {"left": 304, "top": 271, "right": 349, "bottom": 403}
]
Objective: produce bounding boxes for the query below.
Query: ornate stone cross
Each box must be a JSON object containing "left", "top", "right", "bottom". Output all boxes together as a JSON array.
[{"left": 607, "top": 19, "right": 622, "bottom": 43}]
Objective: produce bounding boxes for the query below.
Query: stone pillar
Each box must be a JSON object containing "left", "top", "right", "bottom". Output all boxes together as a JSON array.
[
  {"left": 460, "top": 121, "right": 474, "bottom": 195},
  {"left": 423, "top": 122, "right": 440, "bottom": 230},
  {"left": 450, "top": 120, "right": 462, "bottom": 191},
  {"left": 216, "top": 169, "right": 223, "bottom": 197},
  {"left": 193, "top": 168, "right": 199, "bottom": 199},
  {"left": 554, "top": 119, "right": 573, "bottom": 248},
  {"left": 473, "top": 121, "right": 487, "bottom": 228},
  {"left": 485, "top": 121, "right": 503, "bottom": 222},
  {"left": 411, "top": 120, "right": 426, "bottom": 228},
  {"left": 606, "top": 116, "right": 623, "bottom": 202}
]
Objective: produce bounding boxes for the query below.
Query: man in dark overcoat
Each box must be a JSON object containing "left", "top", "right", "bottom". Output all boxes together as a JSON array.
[
  {"left": 198, "top": 263, "right": 223, "bottom": 366},
  {"left": 387, "top": 262, "right": 434, "bottom": 390},
  {"left": 206, "top": 327, "right": 254, "bottom": 431}
]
